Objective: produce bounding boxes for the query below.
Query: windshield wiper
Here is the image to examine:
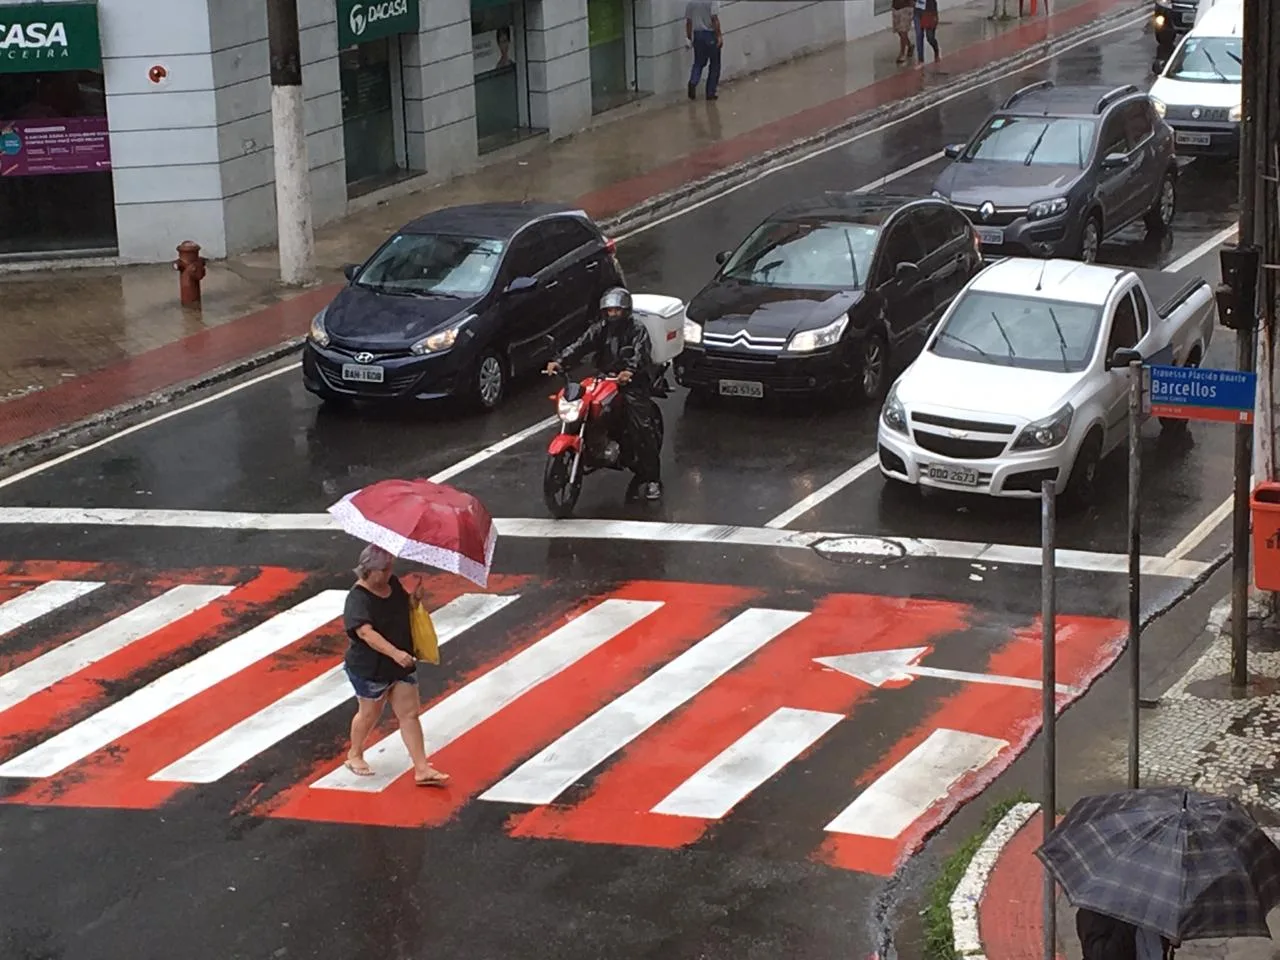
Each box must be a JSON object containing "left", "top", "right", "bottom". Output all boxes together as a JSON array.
[
  {"left": 990, "top": 311, "right": 1016, "bottom": 357},
  {"left": 755, "top": 258, "right": 785, "bottom": 278},
  {"left": 1047, "top": 307, "right": 1071, "bottom": 372},
  {"left": 937, "top": 331, "right": 989, "bottom": 356},
  {"left": 1200, "top": 46, "right": 1229, "bottom": 83},
  {"left": 1023, "top": 123, "right": 1052, "bottom": 166},
  {"left": 843, "top": 229, "right": 861, "bottom": 289}
]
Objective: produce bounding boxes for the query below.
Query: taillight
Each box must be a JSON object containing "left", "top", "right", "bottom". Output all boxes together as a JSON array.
[{"left": 604, "top": 237, "right": 617, "bottom": 255}]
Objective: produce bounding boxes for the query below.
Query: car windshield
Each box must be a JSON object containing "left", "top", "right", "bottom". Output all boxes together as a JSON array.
[
  {"left": 720, "top": 218, "right": 880, "bottom": 289},
  {"left": 930, "top": 290, "right": 1103, "bottom": 373},
  {"left": 963, "top": 115, "right": 1095, "bottom": 168},
  {"left": 1167, "top": 36, "right": 1242, "bottom": 83},
  {"left": 355, "top": 233, "right": 504, "bottom": 297}
]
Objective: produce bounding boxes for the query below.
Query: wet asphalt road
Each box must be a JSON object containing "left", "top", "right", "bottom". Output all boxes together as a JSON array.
[{"left": 0, "top": 21, "right": 1244, "bottom": 960}]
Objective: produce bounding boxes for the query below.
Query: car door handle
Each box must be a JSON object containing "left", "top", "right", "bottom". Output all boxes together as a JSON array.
[
  {"left": 585, "top": 262, "right": 599, "bottom": 271},
  {"left": 545, "top": 280, "right": 559, "bottom": 289}
]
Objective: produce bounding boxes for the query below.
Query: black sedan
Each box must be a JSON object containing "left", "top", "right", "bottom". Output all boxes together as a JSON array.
[
  {"left": 302, "top": 202, "right": 624, "bottom": 411},
  {"left": 675, "top": 193, "right": 984, "bottom": 403}
]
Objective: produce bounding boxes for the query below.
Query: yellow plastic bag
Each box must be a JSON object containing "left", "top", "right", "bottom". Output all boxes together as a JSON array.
[{"left": 410, "top": 602, "right": 439, "bottom": 665}]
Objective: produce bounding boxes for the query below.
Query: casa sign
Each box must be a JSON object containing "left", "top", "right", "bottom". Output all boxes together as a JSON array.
[
  {"left": 0, "top": 3, "right": 102, "bottom": 74},
  {"left": 337, "top": 0, "right": 419, "bottom": 49}
]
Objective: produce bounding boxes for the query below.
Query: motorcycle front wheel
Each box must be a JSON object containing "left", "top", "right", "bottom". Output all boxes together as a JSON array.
[{"left": 543, "top": 450, "right": 583, "bottom": 519}]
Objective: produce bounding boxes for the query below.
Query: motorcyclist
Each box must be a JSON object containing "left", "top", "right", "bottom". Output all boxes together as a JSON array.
[{"left": 544, "top": 287, "right": 664, "bottom": 502}]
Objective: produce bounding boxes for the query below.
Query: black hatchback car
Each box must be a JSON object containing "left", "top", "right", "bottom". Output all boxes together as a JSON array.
[
  {"left": 932, "top": 82, "right": 1178, "bottom": 263},
  {"left": 675, "top": 193, "right": 984, "bottom": 403},
  {"left": 302, "top": 202, "right": 624, "bottom": 410}
]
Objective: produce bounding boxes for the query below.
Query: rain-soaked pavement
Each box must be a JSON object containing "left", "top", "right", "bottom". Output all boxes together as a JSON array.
[{"left": 0, "top": 23, "right": 1242, "bottom": 960}]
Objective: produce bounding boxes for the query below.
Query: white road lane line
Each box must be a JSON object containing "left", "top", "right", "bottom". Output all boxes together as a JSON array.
[
  {"left": 651, "top": 707, "right": 843, "bottom": 820},
  {"left": 149, "top": 592, "right": 518, "bottom": 784},
  {"left": 765, "top": 454, "right": 879, "bottom": 529},
  {"left": 854, "top": 152, "right": 947, "bottom": 193},
  {"left": 1165, "top": 495, "right": 1233, "bottom": 562},
  {"left": 1163, "top": 224, "right": 1238, "bottom": 275},
  {"left": 825, "top": 728, "right": 1007, "bottom": 839},
  {"left": 311, "top": 598, "right": 664, "bottom": 793},
  {"left": 429, "top": 418, "right": 558, "bottom": 484},
  {"left": 0, "top": 580, "right": 104, "bottom": 639},
  {"left": 0, "top": 584, "right": 233, "bottom": 718},
  {"left": 0, "top": 507, "right": 1214, "bottom": 580},
  {"left": 0, "top": 591, "right": 345, "bottom": 779},
  {"left": 480, "top": 608, "right": 809, "bottom": 806}
]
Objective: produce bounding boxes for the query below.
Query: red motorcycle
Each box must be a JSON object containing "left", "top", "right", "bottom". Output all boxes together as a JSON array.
[{"left": 542, "top": 360, "right": 667, "bottom": 519}]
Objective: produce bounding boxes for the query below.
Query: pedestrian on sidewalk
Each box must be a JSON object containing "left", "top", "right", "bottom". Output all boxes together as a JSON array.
[
  {"left": 892, "top": 0, "right": 915, "bottom": 65},
  {"left": 913, "top": 0, "right": 940, "bottom": 65},
  {"left": 341, "top": 544, "right": 449, "bottom": 786},
  {"left": 686, "top": 0, "right": 723, "bottom": 101}
]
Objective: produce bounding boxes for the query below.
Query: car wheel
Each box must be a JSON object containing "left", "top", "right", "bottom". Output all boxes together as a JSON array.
[
  {"left": 470, "top": 351, "right": 506, "bottom": 412},
  {"left": 1078, "top": 214, "right": 1102, "bottom": 264},
  {"left": 1160, "top": 353, "right": 1199, "bottom": 436},
  {"left": 1145, "top": 173, "right": 1177, "bottom": 233},
  {"left": 1062, "top": 429, "right": 1103, "bottom": 509},
  {"left": 854, "top": 332, "right": 890, "bottom": 404}
]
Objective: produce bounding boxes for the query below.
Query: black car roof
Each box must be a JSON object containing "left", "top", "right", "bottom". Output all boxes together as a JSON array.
[
  {"left": 400, "top": 202, "right": 582, "bottom": 239},
  {"left": 1000, "top": 81, "right": 1144, "bottom": 118},
  {"left": 766, "top": 192, "right": 937, "bottom": 226}
]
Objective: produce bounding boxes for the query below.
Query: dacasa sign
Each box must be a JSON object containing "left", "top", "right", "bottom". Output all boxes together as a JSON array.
[
  {"left": 0, "top": 21, "right": 71, "bottom": 63},
  {"left": 338, "top": 0, "right": 419, "bottom": 49},
  {"left": 0, "top": 4, "right": 102, "bottom": 74}
]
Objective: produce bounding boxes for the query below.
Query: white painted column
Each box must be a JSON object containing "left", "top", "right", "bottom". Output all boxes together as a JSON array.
[{"left": 271, "top": 84, "right": 317, "bottom": 285}]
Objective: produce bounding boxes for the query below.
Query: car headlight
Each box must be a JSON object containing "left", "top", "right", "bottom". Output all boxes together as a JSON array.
[
  {"left": 556, "top": 396, "right": 584, "bottom": 423},
  {"left": 1011, "top": 404, "right": 1074, "bottom": 450},
  {"left": 683, "top": 316, "right": 703, "bottom": 345},
  {"left": 1230, "top": 104, "right": 1242, "bottom": 122},
  {"left": 787, "top": 315, "right": 849, "bottom": 353},
  {"left": 1151, "top": 97, "right": 1167, "bottom": 118},
  {"left": 1028, "top": 198, "right": 1069, "bottom": 221},
  {"left": 410, "top": 314, "right": 475, "bottom": 356},
  {"left": 308, "top": 310, "right": 330, "bottom": 347},
  {"left": 881, "top": 384, "right": 907, "bottom": 435}
]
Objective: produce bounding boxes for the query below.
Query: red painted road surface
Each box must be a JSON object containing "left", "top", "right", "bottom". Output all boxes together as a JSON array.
[
  {"left": 0, "top": 0, "right": 1130, "bottom": 453},
  {"left": 0, "top": 561, "right": 1125, "bottom": 879}
]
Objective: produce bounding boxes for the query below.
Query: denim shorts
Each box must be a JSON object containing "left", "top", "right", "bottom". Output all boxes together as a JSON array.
[{"left": 344, "top": 664, "right": 417, "bottom": 701}]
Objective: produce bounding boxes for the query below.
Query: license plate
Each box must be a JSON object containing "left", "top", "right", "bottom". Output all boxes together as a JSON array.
[
  {"left": 1176, "top": 131, "right": 1212, "bottom": 146},
  {"left": 1179, "top": 11, "right": 1194, "bottom": 24},
  {"left": 977, "top": 227, "right": 1005, "bottom": 246},
  {"left": 718, "top": 379, "right": 764, "bottom": 398},
  {"left": 341, "top": 363, "right": 385, "bottom": 383},
  {"left": 926, "top": 464, "right": 980, "bottom": 487}
]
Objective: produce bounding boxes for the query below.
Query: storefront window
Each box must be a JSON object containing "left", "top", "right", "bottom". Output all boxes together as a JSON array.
[
  {"left": 472, "top": 1, "right": 525, "bottom": 151},
  {"left": 588, "top": 0, "right": 632, "bottom": 114},
  {"left": 0, "top": 3, "right": 115, "bottom": 258},
  {"left": 340, "top": 39, "right": 399, "bottom": 190}
]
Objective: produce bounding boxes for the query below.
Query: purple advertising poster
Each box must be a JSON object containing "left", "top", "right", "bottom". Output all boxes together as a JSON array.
[{"left": 0, "top": 116, "right": 112, "bottom": 177}]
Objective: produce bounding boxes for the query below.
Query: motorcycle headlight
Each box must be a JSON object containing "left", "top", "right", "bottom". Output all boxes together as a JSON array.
[
  {"left": 1011, "top": 404, "right": 1074, "bottom": 450},
  {"left": 556, "top": 396, "right": 584, "bottom": 423},
  {"left": 308, "top": 310, "right": 330, "bottom": 347},
  {"left": 1230, "top": 104, "right": 1242, "bottom": 122},
  {"left": 1028, "top": 198, "right": 1069, "bottom": 221},
  {"left": 881, "top": 384, "right": 907, "bottom": 435},
  {"left": 787, "top": 315, "right": 849, "bottom": 353},
  {"left": 1151, "top": 97, "right": 1167, "bottom": 118},
  {"left": 683, "top": 316, "right": 703, "bottom": 345},
  {"left": 410, "top": 314, "right": 475, "bottom": 356},
  {"left": 1153, "top": 13, "right": 1167, "bottom": 29}
]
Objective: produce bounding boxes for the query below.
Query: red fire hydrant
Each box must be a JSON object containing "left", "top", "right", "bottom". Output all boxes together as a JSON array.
[{"left": 173, "top": 240, "right": 207, "bottom": 307}]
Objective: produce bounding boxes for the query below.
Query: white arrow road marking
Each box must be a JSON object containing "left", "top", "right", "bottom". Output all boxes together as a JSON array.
[
  {"left": 480, "top": 608, "right": 809, "bottom": 806},
  {"left": 815, "top": 647, "right": 1080, "bottom": 695},
  {"left": 651, "top": 706, "right": 843, "bottom": 820},
  {"left": 0, "top": 580, "right": 104, "bottom": 638},
  {"left": 150, "top": 593, "right": 519, "bottom": 784},
  {"left": 0, "top": 584, "right": 233, "bottom": 718},
  {"left": 825, "top": 728, "right": 1008, "bottom": 838}
]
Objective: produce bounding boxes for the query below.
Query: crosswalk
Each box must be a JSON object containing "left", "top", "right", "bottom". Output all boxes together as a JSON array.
[{"left": 0, "top": 562, "right": 1125, "bottom": 876}]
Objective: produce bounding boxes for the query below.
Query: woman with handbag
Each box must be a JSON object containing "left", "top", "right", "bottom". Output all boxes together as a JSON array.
[
  {"left": 914, "top": 0, "right": 940, "bottom": 65},
  {"left": 341, "top": 544, "right": 449, "bottom": 786}
]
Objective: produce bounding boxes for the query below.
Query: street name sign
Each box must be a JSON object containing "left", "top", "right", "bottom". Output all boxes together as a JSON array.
[{"left": 1144, "top": 364, "right": 1256, "bottom": 424}]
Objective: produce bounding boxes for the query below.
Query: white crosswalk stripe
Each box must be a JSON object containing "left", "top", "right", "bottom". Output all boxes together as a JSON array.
[
  {"left": 0, "top": 580, "right": 105, "bottom": 638},
  {"left": 150, "top": 593, "right": 519, "bottom": 784}
]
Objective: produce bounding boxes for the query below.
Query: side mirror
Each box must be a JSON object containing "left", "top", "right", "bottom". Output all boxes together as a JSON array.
[
  {"left": 1152, "top": 57, "right": 1167, "bottom": 75},
  {"left": 895, "top": 261, "right": 921, "bottom": 283},
  {"left": 506, "top": 275, "right": 537, "bottom": 294},
  {"left": 1109, "top": 347, "right": 1143, "bottom": 370},
  {"left": 1101, "top": 152, "right": 1129, "bottom": 170},
  {"left": 715, "top": 250, "right": 731, "bottom": 266},
  {"left": 943, "top": 143, "right": 964, "bottom": 160},
  {"left": 343, "top": 263, "right": 359, "bottom": 282}
]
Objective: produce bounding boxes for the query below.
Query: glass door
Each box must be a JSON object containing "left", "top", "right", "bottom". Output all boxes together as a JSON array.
[
  {"left": 588, "top": 0, "right": 631, "bottom": 113},
  {"left": 340, "top": 38, "right": 399, "bottom": 190}
]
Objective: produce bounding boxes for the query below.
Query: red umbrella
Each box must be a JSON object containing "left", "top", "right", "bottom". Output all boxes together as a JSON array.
[{"left": 328, "top": 479, "right": 497, "bottom": 587}]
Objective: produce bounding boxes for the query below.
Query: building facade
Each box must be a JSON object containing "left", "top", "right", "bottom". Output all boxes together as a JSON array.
[{"left": 1, "top": 0, "right": 967, "bottom": 264}]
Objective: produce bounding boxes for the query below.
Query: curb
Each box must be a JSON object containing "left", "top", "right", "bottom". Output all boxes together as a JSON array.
[
  {"left": 1, "top": 1, "right": 1148, "bottom": 468},
  {"left": 951, "top": 801, "right": 1042, "bottom": 960}
]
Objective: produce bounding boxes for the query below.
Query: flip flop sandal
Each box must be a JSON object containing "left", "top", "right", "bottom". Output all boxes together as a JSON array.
[
  {"left": 343, "top": 759, "right": 375, "bottom": 777},
  {"left": 414, "top": 771, "right": 450, "bottom": 787}
]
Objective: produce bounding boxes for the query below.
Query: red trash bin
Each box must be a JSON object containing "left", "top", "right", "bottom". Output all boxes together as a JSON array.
[{"left": 1250, "top": 482, "right": 1280, "bottom": 591}]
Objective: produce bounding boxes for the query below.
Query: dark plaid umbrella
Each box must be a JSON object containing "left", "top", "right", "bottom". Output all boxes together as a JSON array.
[{"left": 1036, "top": 788, "right": 1280, "bottom": 941}]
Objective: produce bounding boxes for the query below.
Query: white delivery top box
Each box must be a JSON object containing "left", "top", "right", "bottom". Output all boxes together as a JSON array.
[{"left": 631, "top": 293, "right": 685, "bottom": 365}]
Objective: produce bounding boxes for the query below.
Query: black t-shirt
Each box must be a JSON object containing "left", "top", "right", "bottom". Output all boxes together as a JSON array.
[{"left": 344, "top": 576, "right": 415, "bottom": 683}]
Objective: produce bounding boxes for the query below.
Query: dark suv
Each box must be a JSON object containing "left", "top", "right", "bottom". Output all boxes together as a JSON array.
[{"left": 931, "top": 82, "right": 1179, "bottom": 263}]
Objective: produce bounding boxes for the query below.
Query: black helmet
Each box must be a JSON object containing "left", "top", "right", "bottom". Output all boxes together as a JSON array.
[{"left": 599, "top": 287, "right": 632, "bottom": 319}]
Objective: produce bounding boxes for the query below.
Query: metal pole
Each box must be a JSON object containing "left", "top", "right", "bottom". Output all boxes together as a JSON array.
[
  {"left": 1233, "top": 0, "right": 1260, "bottom": 687},
  {"left": 1041, "top": 480, "right": 1057, "bottom": 960},
  {"left": 1127, "top": 359, "right": 1142, "bottom": 789},
  {"left": 267, "top": 0, "right": 316, "bottom": 286}
]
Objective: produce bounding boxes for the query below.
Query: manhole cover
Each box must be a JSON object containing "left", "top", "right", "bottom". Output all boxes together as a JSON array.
[{"left": 811, "top": 536, "right": 908, "bottom": 564}]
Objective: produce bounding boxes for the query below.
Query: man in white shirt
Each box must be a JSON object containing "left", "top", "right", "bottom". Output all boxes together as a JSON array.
[{"left": 685, "top": 0, "right": 723, "bottom": 100}]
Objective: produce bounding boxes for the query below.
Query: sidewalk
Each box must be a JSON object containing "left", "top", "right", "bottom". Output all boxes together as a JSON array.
[
  {"left": 965, "top": 598, "right": 1280, "bottom": 960},
  {"left": 0, "top": 0, "right": 1142, "bottom": 459}
]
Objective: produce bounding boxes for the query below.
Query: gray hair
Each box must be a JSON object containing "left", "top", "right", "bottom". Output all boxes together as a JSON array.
[{"left": 354, "top": 544, "right": 394, "bottom": 579}]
